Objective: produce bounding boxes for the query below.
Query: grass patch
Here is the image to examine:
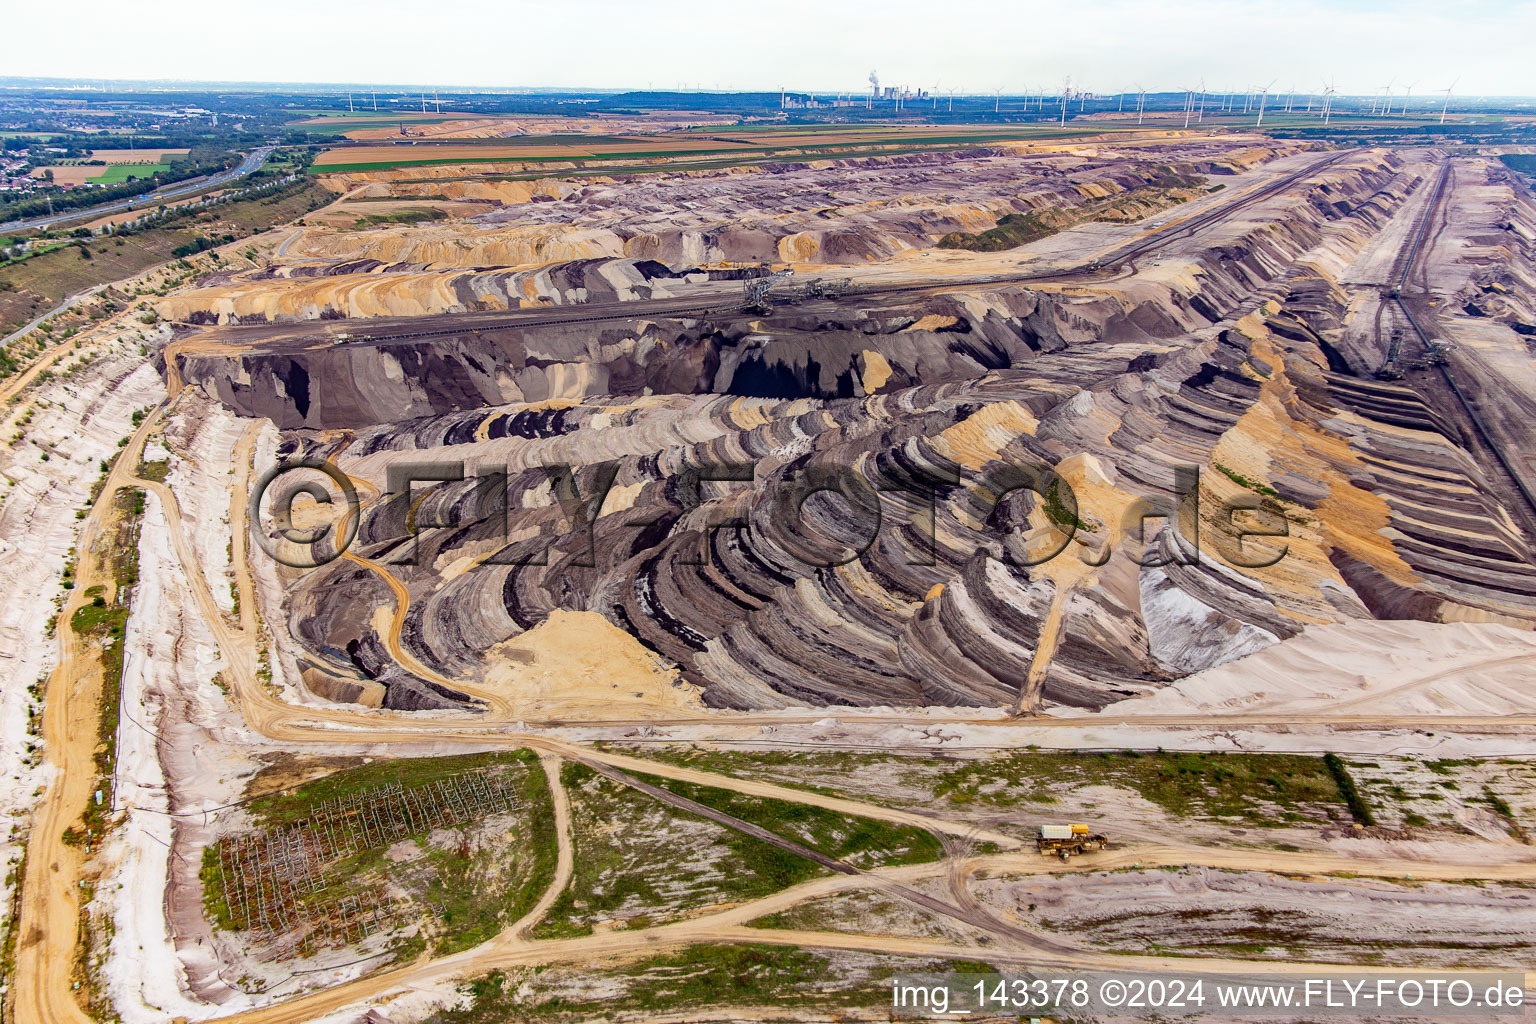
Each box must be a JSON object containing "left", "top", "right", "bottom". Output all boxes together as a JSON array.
[
  {"left": 939, "top": 211, "right": 1056, "bottom": 252},
  {"left": 532, "top": 760, "right": 938, "bottom": 940},
  {"left": 1042, "top": 476, "right": 1091, "bottom": 532},
  {"left": 1214, "top": 462, "right": 1283, "bottom": 500},
  {"left": 88, "top": 163, "right": 171, "bottom": 185},
  {"left": 940, "top": 750, "right": 1345, "bottom": 826},
  {"left": 635, "top": 769, "right": 944, "bottom": 868},
  {"left": 1483, "top": 787, "right": 1529, "bottom": 843},
  {"left": 1327, "top": 754, "right": 1376, "bottom": 826},
  {"left": 939, "top": 173, "right": 1202, "bottom": 252},
  {"left": 135, "top": 459, "right": 170, "bottom": 483},
  {"left": 245, "top": 749, "right": 531, "bottom": 827},
  {"left": 352, "top": 208, "right": 447, "bottom": 228},
  {"left": 65, "top": 486, "right": 143, "bottom": 843},
  {"left": 632, "top": 747, "right": 1348, "bottom": 829}
]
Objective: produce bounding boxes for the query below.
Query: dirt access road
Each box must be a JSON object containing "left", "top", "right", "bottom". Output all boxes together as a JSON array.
[
  {"left": 14, "top": 145, "right": 1536, "bottom": 1020},
  {"left": 15, "top": 402, "right": 1536, "bottom": 1024},
  {"left": 13, "top": 407, "right": 166, "bottom": 1024}
]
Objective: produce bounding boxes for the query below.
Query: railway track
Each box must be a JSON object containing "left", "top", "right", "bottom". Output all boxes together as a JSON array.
[
  {"left": 277, "top": 150, "right": 1353, "bottom": 347},
  {"left": 1386, "top": 158, "right": 1536, "bottom": 531}
]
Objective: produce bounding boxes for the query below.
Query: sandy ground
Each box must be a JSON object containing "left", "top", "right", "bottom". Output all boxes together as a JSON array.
[
  {"left": 1064, "top": 619, "right": 1536, "bottom": 718},
  {"left": 162, "top": 396, "right": 249, "bottom": 618},
  {"left": 0, "top": 334, "right": 163, "bottom": 963},
  {"left": 972, "top": 865, "right": 1536, "bottom": 968},
  {"left": 92, "top": 489, "right": 256, "bottom": 1022},
  {"left": 480, "top": 609, "right": 705, "bottom": 720},
  {"left": 1335, "top": 148, "right": 1443, "bottom": 287}
]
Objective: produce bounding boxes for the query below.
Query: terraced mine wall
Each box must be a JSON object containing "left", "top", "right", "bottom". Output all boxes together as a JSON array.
[
  {"left": 175, "top": 160, "right": 1413, "bottom": 431},
  {"left": 278, "top": 315, "right": 1535, "bottom": 714},
  {"left": 157, "top": 145, "right": 1306, "bottom": 326},
  {"left": 240, "top": 158, "right": 1536, "bottom": 713}
]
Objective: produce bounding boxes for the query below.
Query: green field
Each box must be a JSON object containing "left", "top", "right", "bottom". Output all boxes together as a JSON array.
[{"left": 88, "top": 163, "right": 170, "bottom": 184}]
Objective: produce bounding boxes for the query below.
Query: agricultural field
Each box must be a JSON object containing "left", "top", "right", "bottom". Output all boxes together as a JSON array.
[
  {"left": 309, "top": 123, "right": 1106, "bottom": 173},
  {"left": 28, "top": 148, "right": 188, "bottom": 187},
  {"left": 86, "top": 162, "right": 170, "bottom": 184}
]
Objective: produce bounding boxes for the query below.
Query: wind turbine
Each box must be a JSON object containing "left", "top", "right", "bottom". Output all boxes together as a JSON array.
[
  {"left": 347, "top": 89, "right": 354, "bottom": 113},
  {"left": 1136, "top": 84, "right": 1146, "bottom": 125},
  {"left": 1439, "top": 77, "right": 1458, "bottom": 124},
  {"left": 1198, "top": 80, "right": 1207, "bottom": 122},
  {"left": 1059, "top": 77, "right": 1070, "bottom": 125},
  {"left": 994, "top": 87, "right": 1002, "bottom": 113},
  {"left": 371, "top": 90, "right": 377, "bottom": 112},
  {"left": 1373, "top": 78, "right": 1393, "bottom": 115},
  {"left": 1255, "top": 79, "right": 1276, "bottom": 127},
  {"left": 1320, "top": 80, "right": 1337, "bottom": 125},
  {"left": 949, "top": 86, "right": 958, "bottom": 112},
  {"left": 1397, "top": 81, "right": 1418, "bottom": 115},
  {"left": 932, "top": 80, "right": 941, "bottom": 110}
]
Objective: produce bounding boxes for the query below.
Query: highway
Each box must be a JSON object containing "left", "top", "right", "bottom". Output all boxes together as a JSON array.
[
  {"left": 2, "top": 145, "right": 277, "bottom": 354},
  {"left": 0, "top": 144, "right": 276, "bottom": 233}
]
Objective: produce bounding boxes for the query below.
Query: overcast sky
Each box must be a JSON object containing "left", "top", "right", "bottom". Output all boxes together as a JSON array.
[{"left": 9, "top": 0, "right": 1533, "bottom": 98}]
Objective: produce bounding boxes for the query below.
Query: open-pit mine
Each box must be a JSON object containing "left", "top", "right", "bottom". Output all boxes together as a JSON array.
[{"left": 6, "top": 108, "right": 1536, "bottom": 1024}]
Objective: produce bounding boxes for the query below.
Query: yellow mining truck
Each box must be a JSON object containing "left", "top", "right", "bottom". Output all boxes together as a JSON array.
[{"left": 1036, "top": 823, "right": 1108, "bottom": 860}]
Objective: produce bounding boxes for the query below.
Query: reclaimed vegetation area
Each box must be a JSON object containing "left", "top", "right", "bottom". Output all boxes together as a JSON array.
[
  {"left": 200, "top": 750, "right": 557, "bottom": 965},
  {"left": 1215, "top": 462, "right": 1284, "bottom": 500},
  {"left": 61, "top": 483, "right": 143, "bottom": 847},
  {"left": 939, "top": 170, "right": 1205, "bottom": 251},
  {"left": 1324, "top": 753, "right": 1376, "bottom": 826},
  {"left": 629, "top": 747, "right": 1349, "bottom": 828},
  {"left": 636, "top": 770, "right": 944, "bottom": 867},
  {"left": 533, "top": 761, "right": 831, "bottom": 939},
  {"left": 1501, "top": 154, "right": 1536, "bottom": 175},
  {"left": 939, "top": 211, "right": 1057, "bottom": 252},
  {"left": 352, "top": 208, "right": 446, "bottom": 228}
]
